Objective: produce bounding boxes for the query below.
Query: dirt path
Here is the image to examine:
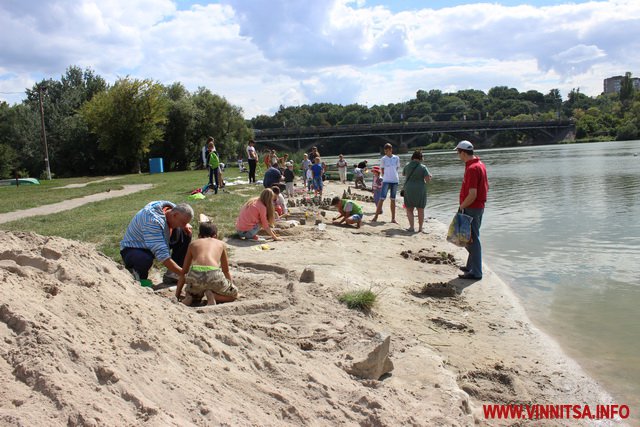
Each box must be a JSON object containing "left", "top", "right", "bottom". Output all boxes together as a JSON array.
[
  {"left": 0, "top": 184, "right": 152, "bottom": 224},
  {"left": 53, "top": 176, "right": 124, "bottom": 189}
]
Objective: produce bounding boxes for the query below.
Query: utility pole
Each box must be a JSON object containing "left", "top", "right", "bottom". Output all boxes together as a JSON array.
[{"left": 38, "top": 85, "right": 52, "bottom": 180}]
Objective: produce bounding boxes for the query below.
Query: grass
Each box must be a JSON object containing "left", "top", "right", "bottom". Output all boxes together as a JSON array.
[
  {"left": 0, "top": 167, "right": 262, "bottom": 263},
  {"left": 338, "top": 289, "right": 377, "bottom": 312},
  {"left": 0, "top": 176, "right": 131, "bottom": 214}
]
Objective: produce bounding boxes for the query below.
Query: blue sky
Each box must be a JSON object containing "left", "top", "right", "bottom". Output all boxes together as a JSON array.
[{"left": 1, "top": 0, "right": 638, "bottom": 118}]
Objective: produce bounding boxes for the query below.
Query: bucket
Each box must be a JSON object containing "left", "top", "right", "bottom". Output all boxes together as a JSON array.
[{"left": 149, "top": 157, "right": 164, "bottom": 174}]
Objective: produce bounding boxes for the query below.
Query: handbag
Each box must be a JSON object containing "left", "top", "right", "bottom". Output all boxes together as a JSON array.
[
  {"left": 446, "top": 212, "right": 473, "bottom": 247},
  {"left": 400, "top": 163, "right": 420, "bottom": 197}
]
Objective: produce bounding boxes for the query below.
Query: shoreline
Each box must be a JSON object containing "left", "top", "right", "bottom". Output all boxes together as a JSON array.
[
  {"left": 226, "top": 181, "right": 625, "bottom": 424},
  {"left": 0, "top": 179, "right": 629, "bottom": 426}
]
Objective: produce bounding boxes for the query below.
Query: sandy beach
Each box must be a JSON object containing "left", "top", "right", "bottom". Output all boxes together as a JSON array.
[{"left": 0, "top": 180, "right": 627, "bottom": 426}]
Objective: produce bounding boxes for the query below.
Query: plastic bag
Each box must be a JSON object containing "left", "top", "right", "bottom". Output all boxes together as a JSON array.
[{"left": 446, "top": 212, "right": 473, "bottom": 247}]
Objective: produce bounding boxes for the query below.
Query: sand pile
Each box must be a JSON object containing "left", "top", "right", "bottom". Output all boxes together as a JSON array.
[
  {"left": 0, "top": 184, "right": 620, "bottom": 426},
  {"left": 0, "top": 231, "right": 470, "bottom": 426}
]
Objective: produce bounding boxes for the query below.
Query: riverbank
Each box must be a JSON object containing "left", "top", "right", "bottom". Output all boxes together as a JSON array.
[{"left": 0, "top": 180, "right": 625, "bottom": 426}]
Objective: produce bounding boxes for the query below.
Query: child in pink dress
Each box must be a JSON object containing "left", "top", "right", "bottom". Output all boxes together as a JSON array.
[{"left": 372, "top": 166, "right": 383, "bottom": 208}]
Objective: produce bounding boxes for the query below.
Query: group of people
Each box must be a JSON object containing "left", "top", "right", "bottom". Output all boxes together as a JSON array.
[
  {"left": 260, "top": 146, "right": 327, "bottom": 198},
  {"left": 119, "top": 138, "right": 488, "bottom": 307}
]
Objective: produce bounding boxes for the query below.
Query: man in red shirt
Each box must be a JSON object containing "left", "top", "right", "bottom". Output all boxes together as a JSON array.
[{"left": 455, "top": 140, "right": 489, "bottom": 280}]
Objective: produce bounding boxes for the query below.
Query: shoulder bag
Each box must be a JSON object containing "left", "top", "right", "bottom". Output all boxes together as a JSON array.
[{"left": 400, "top": 162, "right": 420, "bottom": 197}]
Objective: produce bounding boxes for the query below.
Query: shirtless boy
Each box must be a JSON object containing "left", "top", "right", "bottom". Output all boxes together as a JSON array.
[{"left": 176, "top": 222, "right": 238, "bottom": 306}]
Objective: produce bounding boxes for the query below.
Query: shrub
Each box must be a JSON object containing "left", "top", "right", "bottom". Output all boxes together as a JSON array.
[{"left": 338, "top": 289, "right": 377, "bottom": 311}]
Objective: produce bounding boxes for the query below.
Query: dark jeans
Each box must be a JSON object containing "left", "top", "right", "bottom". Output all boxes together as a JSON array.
[
  {"left": 208, "top": 166, "right": 220, "bottom": 193},
  {"left": 463, "top": 207, "right": 484, "bottom": 277},
  {"left": 120, "top": 228, "right": 191, "bottom": 279},
  {"left": 248, "top": 159, "right": 257, "bottom": 183}
]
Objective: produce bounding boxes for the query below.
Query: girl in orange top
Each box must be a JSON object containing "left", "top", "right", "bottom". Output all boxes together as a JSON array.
[{"left": 235, "top": 189, "right": 281, "bottom": 241}]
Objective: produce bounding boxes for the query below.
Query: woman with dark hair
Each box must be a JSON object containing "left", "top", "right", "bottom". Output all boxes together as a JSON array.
[{"left": 402, "top": 150, "right": 432, "bottom": 233}]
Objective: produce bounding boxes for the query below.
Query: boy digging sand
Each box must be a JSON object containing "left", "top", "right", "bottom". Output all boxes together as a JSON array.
[
  {"left": 176, "top": 222, "right": 238, "bottom": 306},
  {"left": 331, "top": 196, "right": 364, "bottom": 228}
]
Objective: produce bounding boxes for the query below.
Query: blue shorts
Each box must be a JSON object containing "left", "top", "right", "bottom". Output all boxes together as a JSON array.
[
  {"left": 236, "top": 224, "right": 260, "bottom": 239},
  {"left": 349, "top": 214, "right": 363, "bottom": 222},
  {"left": 380, "top": 182, "right": 398, "bottom": 200},
  {"left": 313, "top": 176, "right": 323, "bottom": 190}
]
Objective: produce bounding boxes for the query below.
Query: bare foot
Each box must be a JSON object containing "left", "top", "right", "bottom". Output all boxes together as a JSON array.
[
  {"left": 356, "top": 220, "right": 362, "bottom": 229},
  {"left": 372, "top": 215, "right": 378, "bottom": 222},
  {"left": 391, "top": 219, "right": 398, "bottom": 224},
  {"left": 205, "top": 290, "right": 217, "bottom": 305}
]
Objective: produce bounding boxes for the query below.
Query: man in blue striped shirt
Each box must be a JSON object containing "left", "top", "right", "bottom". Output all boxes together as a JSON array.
[{"left": 120, "top": 201, "right": 194, "bottom": 281}]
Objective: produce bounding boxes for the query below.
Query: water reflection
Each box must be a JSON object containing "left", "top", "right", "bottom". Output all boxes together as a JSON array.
[{"left": 327, "top": 140, "right": 640, "bottom": 412}]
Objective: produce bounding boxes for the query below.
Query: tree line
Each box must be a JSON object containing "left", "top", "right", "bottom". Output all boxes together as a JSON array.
[
  {"left": 0, "top": 66, "right": 638, "bottom": 179},
  {"left": 0, "top": 66, "right": 250, "bottom": 179},
  {"left": 252, "top": 73, "right": 639, "bottom": 151}
]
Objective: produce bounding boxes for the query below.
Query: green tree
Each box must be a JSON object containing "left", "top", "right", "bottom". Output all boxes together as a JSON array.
[
  {"left": 81, "top": 77, "right": 168, "bottom": 173},
  {"left": 435, "top": 95, "right": 466, "bottom": 121},
  {"left": 191, "top": 88, "right": 250, "bottom": 163},
  {"left": 457, "top": 89, "right": 488, "bottom": 120},
  {"left": 563, "top": 88, "right": 596, "bottom": 117},
  {"left": 543, "top": 89, "right": 563, "bottom": 117},
  {"left": 0, "top": 143, "right": 17, "bottom": 179},
  {"left": 252, "top": 114, "right": 282, "bottom": 129},
  {"left": 22, "top": 67, "right": 107, "bottom": 177},
  {"left": 338, "top": 110, "right": 360, "bottom": 125},
  {"left": 488, "top": 86, "right": 520, "bottom": 100},
  {"left": 620, "top": 72, "right": 635, "bottom": 103},
  {"left": 617, "top": 94, "right": 640, "bottom": 140},
  {"left": 520, "top": 90, "right": 545, "bottom": 105},
  {"left": 2, "top": 104, "right": 42, "bottom": 177},
  {"left": 616, "top": 121, "right": 638, "bottom": 140},
  {"left": 156, "top": 83, "right": 197, "bottom": 171},
  {"left": 309, "top": 112, "right": 331, "bottom": 126}
]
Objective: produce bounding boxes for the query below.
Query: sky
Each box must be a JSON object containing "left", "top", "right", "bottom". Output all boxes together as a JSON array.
[{"left": 1, "top": 0, "right": 639, "bottom": 118}]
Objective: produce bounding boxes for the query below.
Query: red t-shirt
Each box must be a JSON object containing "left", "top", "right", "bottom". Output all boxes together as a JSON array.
[{"left": 459, "top": 157, "right": 488, "bottom": 209}]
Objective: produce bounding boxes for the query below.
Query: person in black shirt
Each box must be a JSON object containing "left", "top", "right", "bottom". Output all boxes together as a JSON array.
[{"left": 283, "top": 162, "right": 295, "bottom": 197}]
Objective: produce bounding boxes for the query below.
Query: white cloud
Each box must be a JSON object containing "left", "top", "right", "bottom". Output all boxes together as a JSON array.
[{"left": 1, "top": 0, "right": 640, "bottom": 117}]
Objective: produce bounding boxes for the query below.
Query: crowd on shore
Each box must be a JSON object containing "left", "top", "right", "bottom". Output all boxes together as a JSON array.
[{"left": 119, "top": 138, "right": 488, "bottom": 307}]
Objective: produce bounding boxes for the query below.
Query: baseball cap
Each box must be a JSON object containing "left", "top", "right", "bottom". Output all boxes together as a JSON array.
[{"left": 454, "top": 140, "right": 474, "bottom": 151}]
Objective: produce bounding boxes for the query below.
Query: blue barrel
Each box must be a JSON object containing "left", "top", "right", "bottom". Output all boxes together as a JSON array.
[{"left": 149, "top": 158, "right": 164, "bottom": 174}]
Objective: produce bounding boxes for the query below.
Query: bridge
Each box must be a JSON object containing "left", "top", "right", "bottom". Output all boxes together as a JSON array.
[{"left": 253, "top": 119, "right": 575, "bottom": 153}]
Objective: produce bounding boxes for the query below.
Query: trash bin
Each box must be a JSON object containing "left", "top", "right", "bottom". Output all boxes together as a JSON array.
[{"left": 149, "top": 158, "right": 164, "bottom": 174}]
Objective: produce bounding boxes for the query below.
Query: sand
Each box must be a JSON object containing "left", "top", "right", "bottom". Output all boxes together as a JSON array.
[{"left": 0, "top": 181, "right": 627, "bottom": 426}]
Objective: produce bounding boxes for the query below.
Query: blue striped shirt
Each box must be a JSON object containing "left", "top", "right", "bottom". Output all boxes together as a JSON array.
[{"left": 120, "top": 201, "right": 174, "bottom": 262}]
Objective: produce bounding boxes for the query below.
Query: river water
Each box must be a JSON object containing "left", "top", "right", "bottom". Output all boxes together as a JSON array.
[{"left": 330, "top": 140, "right": 640, "bottom": 415}]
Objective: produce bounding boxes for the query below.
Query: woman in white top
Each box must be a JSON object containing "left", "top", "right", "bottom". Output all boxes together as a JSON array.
[
  {"left": 336, "top": 154, "right": 348, "bottom": 184},
  {"left": 372, "top": 143, "right": 400, "bottom": 223}
]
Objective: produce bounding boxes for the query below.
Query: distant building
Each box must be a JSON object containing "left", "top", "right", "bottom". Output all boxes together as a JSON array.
[{"left": 604, "top": 75, "right": 640, "bottom": 94}]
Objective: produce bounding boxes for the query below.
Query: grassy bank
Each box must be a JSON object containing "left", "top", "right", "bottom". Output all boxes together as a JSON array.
[{"left": 0, "top": 168, "right": 263, "bottom": 262}]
